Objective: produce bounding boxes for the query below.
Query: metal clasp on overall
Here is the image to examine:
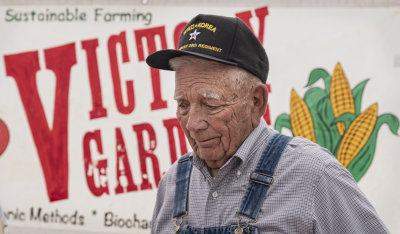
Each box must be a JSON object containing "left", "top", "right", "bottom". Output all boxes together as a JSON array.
[
  {"left": 172, "top": 212, "right": 187, "bottom": 233},
  {"left": 234, "top": 212, "right": 258, "bottom": 234}
]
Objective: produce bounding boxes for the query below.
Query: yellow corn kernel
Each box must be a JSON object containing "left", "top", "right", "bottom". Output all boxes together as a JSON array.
[
  {"left": 330, "top": 63, "right": 355, "bottom": 135},
  {"left": 290, "top": 89, "right": 316, "bottom": 142},
  {"left": 337, "top": 103, "right": 378, "bottom": 167}
]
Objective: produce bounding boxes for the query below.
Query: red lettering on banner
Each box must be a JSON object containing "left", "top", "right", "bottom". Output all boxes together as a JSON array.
[
  {"left": 263, "top": 84, "right": 272, "bottom": 125},
  {"left": 163, "top": 118, "right": 188, "bottom": 164},
  {"left": 4, "top": 43, "right": 76, "bottom": 202},
  {"left": 174, "top": 22, "right": 188, "bottom": 49},
  {"left": 115, "top": 128, "right": 139, "bottom": 194},
  {"left": 0, "top": 119, "right": 9, "bottom": 156},
  {"left": 135, "top": 26, "right": 168, "bottom": 110},
  {"left": 236, "top": 6, "right": 269, "bottom": 44},
  {"left": 83, "top": 130, "right": 109, "bottom": 196},
  {"left": 2, "top": 6, "right": 271, "bottom": 200},
  {"left": 81, "top": 39, "right": 108, "bottom": 119},
  {"left": 108, "top": 31, "right": 136, "bottom": 114},
  {"left": 133, "top": 123, "right": 161, "bottom": 190}
]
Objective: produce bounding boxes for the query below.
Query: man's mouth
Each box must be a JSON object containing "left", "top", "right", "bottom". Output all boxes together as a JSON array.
[{"left": 195, "top": 137, "right": 220, "bottom": 147}]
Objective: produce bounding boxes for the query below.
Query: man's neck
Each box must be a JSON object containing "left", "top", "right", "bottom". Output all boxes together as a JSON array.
[{"left": 209, "top": 167, "right": 219, "bottom": 177}]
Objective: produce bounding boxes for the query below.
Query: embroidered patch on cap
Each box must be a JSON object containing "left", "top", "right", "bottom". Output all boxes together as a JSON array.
[{"left": 189, "top": 29, "right": 200, "bottom": 41}]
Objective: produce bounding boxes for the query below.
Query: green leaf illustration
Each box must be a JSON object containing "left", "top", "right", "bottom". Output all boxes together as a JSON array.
[
  {"left": 334, "top": 113, "right": 357, "bottom": 132},
  {"left": 352, "top": 79, "right": 369, "bottom": 115},
  {"left": 306, "top": 68, "right": 331, "bottom": 93},
  {"left": 316, "top": 96, "right": 341, "bottom": 154},
  {"left": 274, "top": 113, "right": 291, "bottom": 133},
  {"left": 377, "top": 113, "right": 399, "bottom": 136},
  {"left": 304, "top": 87, "right": 326, "bottom": 107},
  {"left": 347, "top": 113, "right": 399, "bottom": 181},
  {"left": 304, "top": 88, "right": 331, "bottom": 148},
  {"left": 346, "top": 138, "right": 374, "bottom": 182}
]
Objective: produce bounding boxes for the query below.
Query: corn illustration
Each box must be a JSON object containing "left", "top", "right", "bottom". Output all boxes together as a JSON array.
[
  {"left": 290, "top": 89, "right": 316, "bottom": 142},
  {"left": 330, "top": 63, "right": 355, "bottom": 135},
  {"left": 275, "top": 63, "right": 399, "bottom": 181},
  {"left": 336, "top": 103, "right": 378, "bottom": 168}
]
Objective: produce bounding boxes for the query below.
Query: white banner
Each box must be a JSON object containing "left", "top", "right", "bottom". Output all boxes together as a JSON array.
[{"left": 0, "top": 4, "right": 399, "bottom": 233}]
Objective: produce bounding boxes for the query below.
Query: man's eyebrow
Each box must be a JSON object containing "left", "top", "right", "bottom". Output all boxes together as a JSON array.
[
  {"left": 200, "top": 92, "right": 221, "bottom": 101},
  {"left": 173, "top": 92, "right": 224, "bottom": 101},
  {"left": 173, "top": 94, "right": 184, "bottom": 100}
]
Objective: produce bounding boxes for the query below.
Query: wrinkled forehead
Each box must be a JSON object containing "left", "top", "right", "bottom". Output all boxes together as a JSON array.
[{"left": 173, "top": 62, "right": 237, "bottom": 100}]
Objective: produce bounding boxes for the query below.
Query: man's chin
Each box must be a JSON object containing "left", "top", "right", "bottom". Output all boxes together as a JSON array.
[{"left": 196, "top": 148, "right": 223, "bottom": 161}]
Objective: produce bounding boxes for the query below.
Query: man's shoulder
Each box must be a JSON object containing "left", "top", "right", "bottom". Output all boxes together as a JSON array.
[
  {"left": 272, "top": 135, "right": 353, "bottom": 202},
  {"left": 158, "top": 157, "right": 181, "bottom": 188},
  {"left": 279, "top": 136, "right": 341, "bottom": 176}
]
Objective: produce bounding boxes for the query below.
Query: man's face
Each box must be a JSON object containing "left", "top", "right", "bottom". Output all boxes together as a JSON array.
[{"left": 174, "top": 62, "right": 255, "bottom": 168}]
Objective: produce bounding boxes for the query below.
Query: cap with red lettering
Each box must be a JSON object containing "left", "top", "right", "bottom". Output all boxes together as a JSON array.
[{"left": 146, "top": 14, "right": 269, "bottom": 83}]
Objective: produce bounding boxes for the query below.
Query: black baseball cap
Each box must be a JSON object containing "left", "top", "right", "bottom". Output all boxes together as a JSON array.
[{"left": 146, "top": 14, "right": 269, "bottom": 83}]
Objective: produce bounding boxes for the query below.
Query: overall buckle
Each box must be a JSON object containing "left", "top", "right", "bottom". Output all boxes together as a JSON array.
[
  {"left": 172, "top": 211, "right": 187, "bottom": 233},
  {"left": 234, "top": 212, "right": 258, "bottom": 234}
]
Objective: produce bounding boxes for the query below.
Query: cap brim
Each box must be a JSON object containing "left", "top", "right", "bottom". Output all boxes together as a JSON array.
[{"left": 146, "top": 49, "right": 238, "bottom": 70}]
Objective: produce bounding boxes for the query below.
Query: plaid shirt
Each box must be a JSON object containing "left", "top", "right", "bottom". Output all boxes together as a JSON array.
[{"left": 151, "top": 119, "right": 389, "bottom": 233}]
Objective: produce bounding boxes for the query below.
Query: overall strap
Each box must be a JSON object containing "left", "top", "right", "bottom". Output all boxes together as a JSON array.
[
  {"left": 238, "top": 133, "right": 292, "bottom": 220},
  {"left": 173, "top": 153, "right": 193, "bottom": 218}
]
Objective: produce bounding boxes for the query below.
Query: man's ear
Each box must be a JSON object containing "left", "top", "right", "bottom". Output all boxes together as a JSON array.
[{"left": 251, "top": 84, "right": 269, "bottom": 127}]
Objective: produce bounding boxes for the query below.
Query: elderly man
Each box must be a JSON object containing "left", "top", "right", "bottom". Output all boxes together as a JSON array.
[{"left": 146, "top": 14, "right": 388, "bottom": 233}]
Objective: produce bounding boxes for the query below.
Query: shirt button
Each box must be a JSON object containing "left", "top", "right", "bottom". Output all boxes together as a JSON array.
[
  {"left": 212, "top": 191, "right": 218, "bottom": 198},
  {"left": 236, "top": 170, "right": 241, "bottom": 176}
]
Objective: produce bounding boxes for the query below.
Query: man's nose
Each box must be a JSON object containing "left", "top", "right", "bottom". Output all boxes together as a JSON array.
[{"left": 186, "top": 107, "right": 208, "bottom": 132}]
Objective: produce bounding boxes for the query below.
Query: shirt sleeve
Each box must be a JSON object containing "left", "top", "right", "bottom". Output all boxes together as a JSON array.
[
  {"left": 150, "top": 163, "right": 177, "bottom": 234},
  {"left": 312, "top": 161, "right": 389, "bottom": 233},
  {"left": 151, "top": 174, "right": 168, "bottom": 233}
]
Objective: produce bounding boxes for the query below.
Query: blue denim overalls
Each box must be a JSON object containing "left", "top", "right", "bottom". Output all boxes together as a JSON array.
[{"left": 172, "top": 133, "right": 292, "bottom": 234}]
